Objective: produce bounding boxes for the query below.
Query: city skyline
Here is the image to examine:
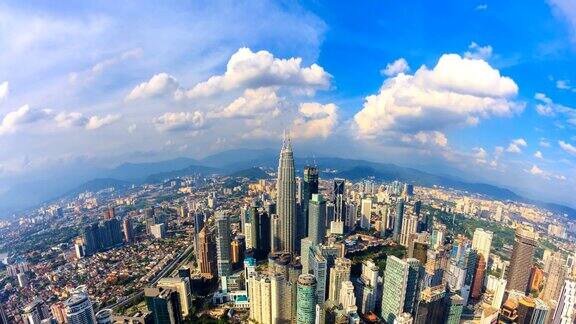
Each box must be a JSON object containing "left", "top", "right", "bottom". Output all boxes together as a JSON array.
[{"left": 0, "top": 1, "right": 576, "bottom": 212}]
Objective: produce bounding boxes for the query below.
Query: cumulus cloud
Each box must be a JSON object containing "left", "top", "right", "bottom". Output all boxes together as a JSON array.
[
  {"left": 55, "top": 112, "right": 87, "bottom": 128},
  {"left": 153, "top": 111, "right": 205, "bottom": 132},
  {"left": 401, "top": 131, "right": 449, "bottom": 147},
  {"left": 86, "top": 114, "right": 121, "bottom": 130},
  {"left": 184, "top": 47, "right": 331, "bottom": 98},
  {"left": 464, "top": 42, "right": 493, "bottom": 60},
  {"left": 527, "top": 164, "right": 566, "bottom": 181},
  {"left": 506, "top": 138, "right": 527, "bottom": 153},
  {"left": 556, "top": 79, "right": 571, "bottom": 90},
  {"left": 534, "top": 150, "right": 543, "bottom": 159},
  {"left": 211, "top": 87, "right": 284, "bottom": 119},
  {"left": 473, "top": 147, "right": 488, "bottom": 164},
  {"left": 126, "top": 73, "right": 181, "bottom": 101},
  {"left": 381, "top": 58, "right": 410, "bottom": 77},
  {"left": 353, "top": 53, "right": 521, "bottom": 139},
  {"left": 291, "top": 102, "right": 338, "bottom": 139},
  {"left": 559, "top": 140, "right": 576, "bottom": 155},
  {"left": 0, "top": 105, "right": 53, "bottom": 135},
  {"left": 0, "top": 81, "right": 8, "bottom": 102},
  {"left": 534, "top": 92, "right": 576, "bottom": 124}
]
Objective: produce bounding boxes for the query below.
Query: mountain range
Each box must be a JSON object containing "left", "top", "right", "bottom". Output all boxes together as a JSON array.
[{"left": 0, "top": 148, "right": 574, "bottom": 219}]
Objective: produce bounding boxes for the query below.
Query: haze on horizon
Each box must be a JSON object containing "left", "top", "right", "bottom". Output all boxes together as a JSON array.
[{"left": 0, "top": 0, "right": 575, "bottom": 211}]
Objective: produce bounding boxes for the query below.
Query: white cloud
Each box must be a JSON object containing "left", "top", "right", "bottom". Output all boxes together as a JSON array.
[
  {"left": 559, "top": 140, "right": 576, "bottom": 155},
  {"left": 534, "top": 150, "right": 543, "bottom": 159},
  {"left": 475, "top": 4, "right": 488, "bottom": 10},
  {"left": 212, "top": 87, "right": 283, "bottom": 119},
  {"left": 0, "top": 105, "right": 53, "bottom": 135},
  {"left": 291, "top": 102, "right": 338, "bottom": 139},
  {"left": 401, "top": 131, "right": 449, "bottom": 147},
  {"left": 464, "top": 42, "right": 493, "bottom": 60},
  {"left": 549, "top": 0, "right": 576, "bottom": 43},
  {"left": 381, "top": 58, "right": 410, "bottom": 77},
  {"left": 506, "top": 138, "right": 527, "bottom": 153},
  {"left": 184, "top": 47, "right": 331, "bottom": 98},
  {"left": 153, "top": 111, "right": 205, "bottom": 132},
  {"left": 70, "top": 48, "right": 143, "bottom": 85},
  {"left": 473, "top": 147, "right": 488, "bottom": 164},
  {"left": 556, "top": 79, "right": 571, "bottom": 90},
  {"left": 54, "top": 112, "right": 87, "bottom": 128},
  {"left": 126, "top": 73, "right": 181, "bottom": 101},
  {"left": 128, "top": 124, "right": 137, "bottom": 133},
  {"left": 540, "top": 139, "right": 551, "bottom": 147},
  {"left": 527, "top": 164, "right": 566, "bottom": 181},
  {"left": 534, "top": 92, "right": 576, "bottom": 123},
  {"left": 86, "top": 114, "right": 121, "bottom": 130},
  {"left": 353, "top": 53, "right": 521, "bottom": 139},
  {"left": 530, "top": 164, "right": 544, "bottom": 176},
  {"left": 0, "top": 81, "right": 9, "bottom": 102}
]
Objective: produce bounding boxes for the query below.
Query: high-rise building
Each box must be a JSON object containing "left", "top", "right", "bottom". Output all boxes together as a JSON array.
[
  {"left": 64, "top": 287, "right": 96, "bottom": 324},
  {"left": 271, "top": 272, "right": 292, "bottom": 323},
  {"left": 392, "top": 199, "right": 405, "bottom": 241},
  {"left": 472, "top": 228, "right": 493, "bottom": 262},
  {"left": 381, "top": 256, "right": 420, "bottom": 324},
  {"left": 157, "top": 277, "right": 192, "bottom": 318},
  {"left": 50, "top": 302, "right": 66, "bottom": 324},
  {"left": 215, "top": 213, "right": 232, "bottom": 278},
  {"left": 328, "top": 258, "right": 352, "bottom": 302},
  {"left": 297, "top": 274, "right": 317, "bottom": 324},
  {"left": 414, "top": 285, "right": 447, "bottom": 324},
  {"left": 333, "top": 179, "right": 346, "bottom": 229},
  {"left": 197, "top": 226, "right": 217, "bottom": 278},
  {"left": 309, "top": 247, "right": 328, "bottom": 303},
  {"left": 81, "top": 223, "right": 99, "bottom": 256},
  {"left": 94, "top": 309, "right": 112, "bottom": 324},
  {"left": 122, "top": 217, "right": 134, "bottom": 243},
  {"left": 302, "top": 166, "right": 319, "bottom": 238},
  {"left": 340, "top": 281, "right": 358, "bottom": 313},
  {"left": 22, "top": 298, "right": 51, "bottom": 324},
  {"left": 308, "top": 194, "right": 326, "bottom": 245},
  {"left": 551, "top": 279, "right": 576, "bottom": 324},
  {"left": 470, "top": 254, "right": 486, "bottom": 299},
  {"left": 506, "top": 226, "right": 537, "bottom": 293},
  {"left": 360, "top": 198, "right": 372, "bottom": 230},
  {"left": 532, "top": 298, "right": 550, "bottom": 324},
  {"left": 231, "top": 236, "right": 245, "bottom": 267},
  {"left": 446, "top": 294, "right": 464, "bottom": 324},
  {"left": 248, "top": 274, "right": 272, "bottom": 324},
  {"left": 276, "top": 133, "right": 297, "bottom": 254},
  {"left": 399, "top": 214, "right": 418, "bottom": 248},
  {"left": 145, "top": 287, "right": 182, "bottom": 324},
  {"left": 516, "top": 296, "right": 535, "bottom": 324},
  {"left": 354, "top": 259, "right": 379, "bottom": 314},
  {"left": 540, "top": 252, "right": 566, "bottom": 303}
]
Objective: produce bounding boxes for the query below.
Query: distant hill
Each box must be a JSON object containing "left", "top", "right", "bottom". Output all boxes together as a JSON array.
[
  {"left": 145, "top": 164, "right": 218, "bottom": 183},
  {"left": 228, "top": 167, "right": 272, "bottom": 180},
  {"left": 106, "top": 157, "right": 198, "bottom": 181},
  {"left": 65, "top": 178, "right": 132, "bottom": 197}
]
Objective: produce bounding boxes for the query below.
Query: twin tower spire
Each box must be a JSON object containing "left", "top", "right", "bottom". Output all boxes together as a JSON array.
[{"left": 276, "top": 129, "right": 296, "bottom": 253}]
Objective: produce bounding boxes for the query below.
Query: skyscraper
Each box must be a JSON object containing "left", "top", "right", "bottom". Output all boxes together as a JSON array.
[
  {"left": 157, "top": 277, "right": 192, "bottom": 318},
  {"left": 276, "top": 132, "right": 297, "bottom": 254},
  {"left": 328, "top": 257, "right": 352, "bottom": 302},
  {"left": 381, "top": 256, "right": 420, "bottom": 324},
  {"left": 122, "top": 216, "right": 134, "bottom": 243},
  {"left": 22, "top": 298, "right": 50, "bottom": 324},
  {"left": 145, "top": 287, "right": 182, "bottom": 324},
  {"left": 297, "top": 274, "right": 317, "bottom": 324},
  {"left": 506, "top": 226, "right": 537, "bottom": 293},
  {"left": 393, "top": 199, "right": 405, "bottom": 241},
  {"left": 472, "top": 228, "right": 493, "bottom": 262},
  {"left": 360, "top": 198, "right": 372, "bottom": 230},
  {"left": 333, "top": 179, "right": 346, "bottom": 229},
  {"left": 302, "top": 166, "right": 319, "bottom": 238},
  {"left": 470, "top": 254, "right": 486, "bottom": 299},
  {"left": 399, "top": 214, "right": 418, "bottom": 248},
  {"left": 197, "top": 226, "right": 217, "bottom": 278},
  {"left": 215, "top": 213, "right": 232, "bottom": 278},
  {"left": 64, "top": 287, "right": 96, "bottom": 324},
  {"left": 551, "top": 279, "right": 576, "bottom": 324},
  {"left": 308, "top": 193, "right": 326, "bottom": 245},
  {"left": 540, "top": 252, "right": 566, "bottom": 303}
]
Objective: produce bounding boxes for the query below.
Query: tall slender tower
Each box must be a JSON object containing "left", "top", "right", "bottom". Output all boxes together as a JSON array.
[
  {"left": 276, "top": 132, "right": 297, "bottom": 254},
  {"left": 301, "top": 166, "right": 319, "bottom": 240},
  {"left": 506, "top": 226, "right": 537, "bottom": 293}
]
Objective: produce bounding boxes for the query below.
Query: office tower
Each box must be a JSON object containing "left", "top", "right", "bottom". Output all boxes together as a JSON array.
[
  {"left": 486, "top": 276, "right": 507, "bottom": 308},
  {"left": 532, "top": 298, "right": 550, "bottom": 324},
  {"left": 309, "top": 247, "right": 328, "bottom": 303},
  {"left": 197, "top": 226, "right": 217, "bottom": 278},
  {"left": 472, "top": 228, "right": 493, "bottom": 262},
  {"left": 246, "top": 202, "right": 259, "bottom": 250},
  {"left": 333, "top": 179, "right": 346, "bottom": 227},
  {"left": 157, "top": 277, "right": 192, "bottom": 318},
  {"left": 345, "top": 202, "right": 357, "bottom": 231},
  {"left": 355, "top": 260, "right": 379, "bottom": 314},
  {"left": 94, "top": 309, "right": 112, "bottom": 324},
  {"left": 470, "top": 254, "right": 486, "bottom": 299},
  {"left": 340, "top": 281, "right": 358, "bottom": 313},
  {"left": 22, "top": 298, "right": 51, "bottom": 324},
  {"left": 359, "top": 198, "right": 372, "bottom": 230},
  {"left": 108, "top": 218, "right": 123, "bottom": 245},
  {"left": 400, "top": 214, "right": 418, "bottom": 248},
  {"left": 122, "top": 217, "right": 134, "bottom": 243},
  {"left": 302, "top": 166, "right": 319, "bottom": 237},
  {"left": 145, "top": 287, "right": 182, "bottom": 324},
  {"left": 216, "top": 213, "right": 232, "bottom": 278},
  {"left": 507, "top": 226, "right": 537, "bottom": 293},
  {"left": 276, "top": 133, "right": 297, "bottom": 254},
  {"left": 430, "top": 224, "right": 446, "bottom": 249},
  {"left": 248, "top": 274, "right": 271, "bottom": 324},
  {"left": 392, "top": 199, "right": 404, "bottom": 241},
  {"left": 308, "top": 194, "right": 326, "bottom": 245},
  {"left": 150, "top": 223, "right": 166, "bottom": 239},
  {"left": 270, "top": 272, "right": 291, "bottom": 323},
  {"left": 540, "top": 252, "right": 566, "bottom": 303},
  {"left": 516, "top": 296, "right": 536, "bottom": 324},
  {"left": 297, "top": 274, "right": 317, "bottom": 324},
  {"left": 381, "top": 256, "right": 420, "bottom": 324},
  {"left": 414, "top": 285, "right": 447, "bottom": 324},
  {"left": 446, "top": 294, "right": 464, "bottom": 324},
  {"left": 328, "top": 258, "right": 352, "bottom": 302},
  {"left": 194, "top": 212, "right": 205, "bottom": 234},
  {"left": 64, "top": 287, "right": 96, "bottom": 324},
  {"left": 81, "top": 223, "right": 99, "bottom": 256},
  {"left": 551, "top": 279, "right": 576, "bottom": 324},
  {"left": 231, "top": 236, "right": 245, "bottom": 267}
]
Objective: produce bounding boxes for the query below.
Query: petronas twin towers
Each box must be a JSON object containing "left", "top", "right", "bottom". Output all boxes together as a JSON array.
[{"left": 276, "top": 132, "right": 297, "bottom": 254}]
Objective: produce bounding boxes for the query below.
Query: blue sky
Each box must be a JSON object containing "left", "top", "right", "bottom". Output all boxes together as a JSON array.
[{"left": 0, "top": 0, "right": 575, "bottom": 208}]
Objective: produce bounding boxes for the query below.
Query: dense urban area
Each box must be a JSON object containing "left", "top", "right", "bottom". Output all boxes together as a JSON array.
[{"left": 1, "top": 137, "right": 575, "bottom": 324}]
